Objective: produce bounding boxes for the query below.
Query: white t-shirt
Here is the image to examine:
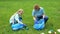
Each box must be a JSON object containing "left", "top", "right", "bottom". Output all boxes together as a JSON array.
[{"left": 9, "top": 14, "right": 23, "bottom": 24}]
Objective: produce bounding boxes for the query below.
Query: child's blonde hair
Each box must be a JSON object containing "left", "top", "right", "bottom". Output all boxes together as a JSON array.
[
  {"left": 17, "top": 9, "right": 23, "bottom": 13},
  {"left": 14, "top": 9, "right": 23, "bottom": 15}
]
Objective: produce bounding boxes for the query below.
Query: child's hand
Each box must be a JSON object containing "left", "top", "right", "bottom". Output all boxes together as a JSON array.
[{"left": 18, "top": 21, "right": 23, "bottom": 24}]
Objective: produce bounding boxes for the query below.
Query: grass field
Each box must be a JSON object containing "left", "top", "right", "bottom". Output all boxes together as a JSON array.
[{"left": 0, "top": 0, "right": 60, "bottom": 34}]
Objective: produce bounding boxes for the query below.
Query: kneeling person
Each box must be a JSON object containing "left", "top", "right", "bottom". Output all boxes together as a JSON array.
[
  {"left": 32, "top": 4, "right": 48, "bottom": 30},
  {"left": 9, "top": 9, "right": 28, "bottom": 30}
]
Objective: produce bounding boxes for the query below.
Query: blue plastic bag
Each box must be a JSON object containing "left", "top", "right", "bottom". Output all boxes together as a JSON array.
[
  {"left": 33, "top": 19, "right": 45, "bottom": 30},
  {"left": 11, "top": 23, "right": 24, "bottom": 30}
]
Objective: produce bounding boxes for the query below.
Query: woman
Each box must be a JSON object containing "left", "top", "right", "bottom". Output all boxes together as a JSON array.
[{"left": 32, "top": 4, "right": 48, "bottom": 30}]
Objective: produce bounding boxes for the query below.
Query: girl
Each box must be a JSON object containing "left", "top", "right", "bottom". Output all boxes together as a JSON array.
[{"left": 9, "top": 9, "right": 28, "bottom": 30}]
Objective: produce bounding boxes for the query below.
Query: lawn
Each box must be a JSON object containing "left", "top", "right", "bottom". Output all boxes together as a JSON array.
[{"left": 0, "top": 0, "right": 60, "bottom": 34}]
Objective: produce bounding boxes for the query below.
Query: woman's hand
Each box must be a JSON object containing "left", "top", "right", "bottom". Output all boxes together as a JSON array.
[
  {"left": 33, "top": 17, "right": 36, "bottom": 21},
  {"left": 43, "top": 14, "right": 45, "bottom": 19}
]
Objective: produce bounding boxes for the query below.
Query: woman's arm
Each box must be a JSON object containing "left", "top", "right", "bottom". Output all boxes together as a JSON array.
[
  {"left": 33, "top": 16, "right": 36, "bottom": 21},
  {"left": 41, "top": 7, "right": 45, "bottom": 19},
  {"left": 32, "top": 10, "right": 36, "bottom": 21}
]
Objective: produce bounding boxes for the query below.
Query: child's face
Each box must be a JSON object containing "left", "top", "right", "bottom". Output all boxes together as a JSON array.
[{"left": 18, "top": 11, "right": 23, "bottom": 15}]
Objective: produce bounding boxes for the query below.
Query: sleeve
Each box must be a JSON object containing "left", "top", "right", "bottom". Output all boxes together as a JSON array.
[
  {"left": 15, "top": 14, "right": 19, "bottom": 22},
  {"left": 41, "top": 7, "right": 45, "bottom": 18},
  {"left": 32, "top": 10, "right": 35, "bottom": 16},
  {"left": 41, "top": 7, "right": 45, "bottom": 14},
  {"left": 15, "top": 14, "right": 23, "bottom": 24},
  {"left": 9, "top": 15, "right": 14, "bottom": 24}
]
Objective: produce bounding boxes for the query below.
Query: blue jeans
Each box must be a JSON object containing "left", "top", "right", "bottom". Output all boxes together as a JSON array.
[
  {"left": 11, "top": 23, "right": 26, "bottom": 30},
  {"left": 44, "top": 16, "right": 48, "bottom": 23},
  {"left": 35, "top": 16, "right": 48, "bottom": 24}
]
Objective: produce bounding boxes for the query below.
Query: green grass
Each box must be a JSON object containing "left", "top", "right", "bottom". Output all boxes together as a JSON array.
[{"left": 0, "top": 0, "right": 60, "bottom": 34}]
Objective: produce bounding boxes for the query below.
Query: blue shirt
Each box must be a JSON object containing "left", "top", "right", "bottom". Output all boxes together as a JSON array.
[{"left": 32, "top": 7, "right": 45, "bottom": 18}]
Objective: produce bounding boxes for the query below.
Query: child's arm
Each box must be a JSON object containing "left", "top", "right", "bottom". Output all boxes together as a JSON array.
[
  {"left": 15, "top": 14, "right": 23, "bottom": 24},
  {"left": 9, "top": 15, "right": 14, "bottom": 25}
]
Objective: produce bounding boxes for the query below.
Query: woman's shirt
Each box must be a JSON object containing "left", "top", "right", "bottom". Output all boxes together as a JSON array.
[{"left": 32, "top": 7, "right": 45, "bottom": 18}]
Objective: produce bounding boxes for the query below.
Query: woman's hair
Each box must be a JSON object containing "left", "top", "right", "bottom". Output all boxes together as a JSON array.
[{"left": 34, "top": 4, "right": 40, "bottom": 9}]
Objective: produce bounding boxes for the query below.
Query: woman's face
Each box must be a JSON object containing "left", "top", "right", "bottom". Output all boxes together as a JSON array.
[{"left": 34, "top": 5, "right": 40, "bottom": 11}]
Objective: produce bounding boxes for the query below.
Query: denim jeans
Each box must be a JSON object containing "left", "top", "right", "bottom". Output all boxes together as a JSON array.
[{"left": 35, "top": 16, "right": 48, "bottom": 24}]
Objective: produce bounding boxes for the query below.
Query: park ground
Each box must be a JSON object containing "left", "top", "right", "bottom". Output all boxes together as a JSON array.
[{"left": 0, "top": 0, "right": 60, "bottom": 34}]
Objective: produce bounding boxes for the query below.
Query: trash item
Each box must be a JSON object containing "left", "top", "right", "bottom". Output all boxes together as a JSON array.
[
  {"left": 48, "top": 29, "right": 56, "bottom": 34},
  {"left": 41, "top": 32, "right": 45, "bottom": 34},
  {"left": 57, "top": 29, "right": 60, "bottom": 33}
]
